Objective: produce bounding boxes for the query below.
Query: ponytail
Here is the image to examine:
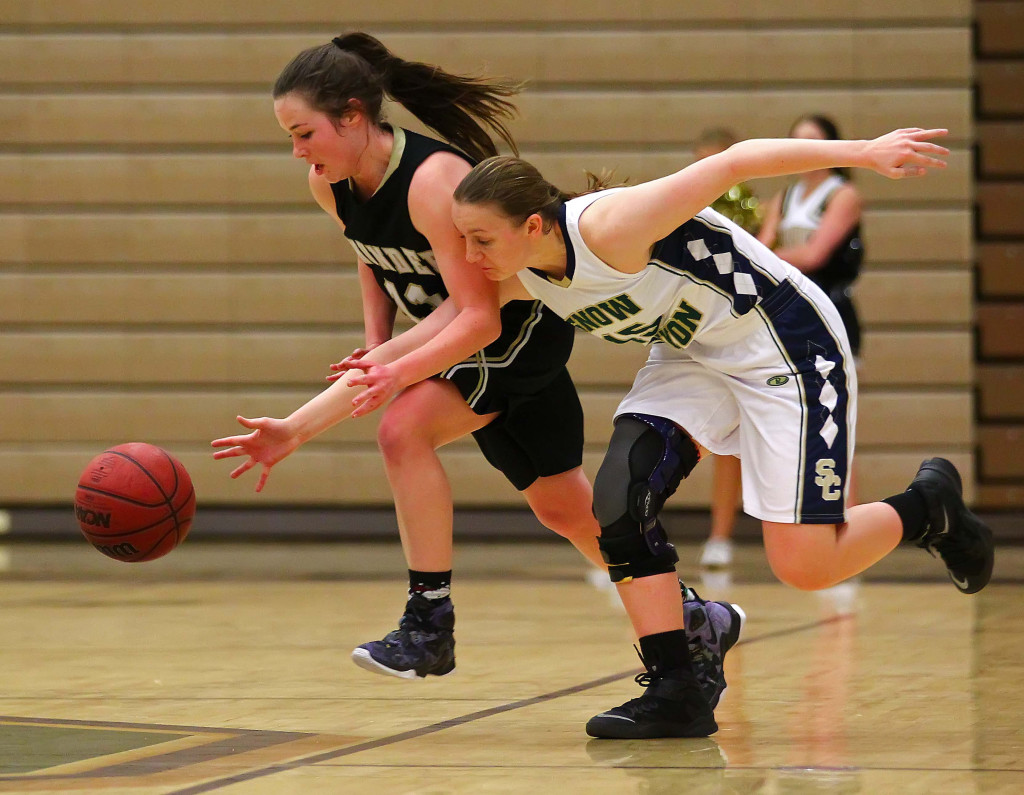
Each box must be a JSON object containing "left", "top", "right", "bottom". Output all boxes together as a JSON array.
[{"left": 274, "top": 31, "right": 521, "bottom": 162}]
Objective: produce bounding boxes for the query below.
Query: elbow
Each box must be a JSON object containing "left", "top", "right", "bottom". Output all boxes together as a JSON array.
[
  {"left": 462, "top": 306, "right": 502, "bottom": 348},
  {"left": 478, "top": 312, "right": 503, "bottom": 347},
  {"left": 721, "top": 141, "right": 756, "bottom": 184}
]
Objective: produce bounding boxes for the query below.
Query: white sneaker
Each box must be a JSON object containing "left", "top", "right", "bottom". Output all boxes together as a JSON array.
[
  {"left": 586, "top": 566, "right": 615, "bottom": 591},
  {"left": 700, "top": 538, "right": 733, "bottom": 568}
]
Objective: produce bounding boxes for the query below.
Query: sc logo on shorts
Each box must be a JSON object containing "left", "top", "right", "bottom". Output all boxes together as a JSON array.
[{"left": 814, "top": 459, "right": 843, "bottom": 501}]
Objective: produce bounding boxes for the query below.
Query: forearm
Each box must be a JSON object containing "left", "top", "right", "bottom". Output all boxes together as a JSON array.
[
  {"left": 365, "top": 304, "right": 499, "bottom": 388},
  {"left": 723, "top": 139, "right": 867, "bottom": 186},
  {"left": 358, "top": 261, "right": 397, "bottom": 346},
  {"left": 284, "top": 368, "right": 367, "bottom": 444},
  {"left": 361, "top": 299, "right": 460, "bottom": 365}
]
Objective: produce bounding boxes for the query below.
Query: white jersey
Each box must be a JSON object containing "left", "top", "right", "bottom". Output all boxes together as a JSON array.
[
  {"left": 518, "top": 189, "right": 812, "bottom": 356},
  {"left": 519, "top": 189, "right": 857, "bottom": 525},
  {"left": 776, "top": 174, "right": 846, "bottom": 248}
]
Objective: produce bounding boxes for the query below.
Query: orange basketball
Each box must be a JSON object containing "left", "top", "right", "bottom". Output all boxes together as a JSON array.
[{"left": 74, "top": 443, "right": 196, "bottom": 562}]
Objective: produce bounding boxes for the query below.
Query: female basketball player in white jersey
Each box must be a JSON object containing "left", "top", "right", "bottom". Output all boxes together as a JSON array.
[
  {"left": 211, "top": 33, "right": 741, "bottom": 701},
  {"left": 449, "top": 127, "right": 994, "bottom": 739}
]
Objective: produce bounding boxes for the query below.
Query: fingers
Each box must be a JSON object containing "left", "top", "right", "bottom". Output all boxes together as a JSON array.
[
  {"left": 909, "top": 127, "right": 948, "bottom": 140},
  {"left": 255, "top": 466, "right": 271, "bottom": 493},
  {"left": 916, "top": 141, "right": 950, "bottom": 156},
  {"left": 890, "top": 164, "right": 931, "bottom": 179},
  {"left": 211, "top": 432, "right": 256, "bottom": 450},
  {"left": 327, "top": 356, "right": 369, "bottom": 381},
  {"left": 211, "top": 445, "right": 245, "bottom": 459},
  {"left": 229, "top": 458, "right": 257, "bottom": 479},
  {"left": 329, "top": 348, "right": 371, "bottom": 371},
  {"left": 351, "top": 393, "right": 381, "bottom": 419}
]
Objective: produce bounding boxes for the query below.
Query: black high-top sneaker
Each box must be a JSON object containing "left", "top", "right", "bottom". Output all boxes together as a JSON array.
[
  {"left": 351, "top": 593, "right": 456, "bottom": 678},
  {"left": 682, "top": 585, "right": 746, "bottom": 709},
  {"left": 586, "top": 643, "right": 718, "bottom": 739},
  {"left": 908, "top": 457, "right": 995, "bottom": 594}
]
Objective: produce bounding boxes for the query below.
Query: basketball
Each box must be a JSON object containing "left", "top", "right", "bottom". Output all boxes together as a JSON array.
[{"left": 74, "top": 443, "right": 196, "bottom": 562}]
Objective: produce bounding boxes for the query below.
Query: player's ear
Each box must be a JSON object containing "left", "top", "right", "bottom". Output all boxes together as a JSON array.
[
  {"left": 525, "top": 213, "right": 545, "bottom": 238},
  {"left": 340, "top": 99, "right": 365, "bottom": 126}
]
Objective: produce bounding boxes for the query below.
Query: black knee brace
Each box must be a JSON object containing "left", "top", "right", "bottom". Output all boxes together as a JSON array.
[{"left": 593, "top": 414, "right": 702, "bottom": 583}]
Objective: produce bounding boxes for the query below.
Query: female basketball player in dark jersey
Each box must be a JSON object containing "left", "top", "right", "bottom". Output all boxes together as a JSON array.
[{"left": 211, "top": 33, "right": 741, "bottom": 698}]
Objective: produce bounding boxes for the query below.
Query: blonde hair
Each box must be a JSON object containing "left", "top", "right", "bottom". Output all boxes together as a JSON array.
[{"left": 453, "top": 156, "right": 622, "bottom": 228}]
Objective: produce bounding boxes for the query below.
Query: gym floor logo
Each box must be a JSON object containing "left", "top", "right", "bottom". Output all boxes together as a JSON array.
[{"left": 766, "top": 375, "right": 790, "bottom": 386}]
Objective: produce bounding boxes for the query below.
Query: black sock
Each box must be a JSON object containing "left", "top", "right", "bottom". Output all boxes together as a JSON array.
[
  {"left": 638, "top": 629, "right": 693, "bottom": 676},
  {"left": 882, "top": 489, "right": 930, "bottom": 542},
  {"left": 408, "top": 569, "right": 451, "bottom": 599}
]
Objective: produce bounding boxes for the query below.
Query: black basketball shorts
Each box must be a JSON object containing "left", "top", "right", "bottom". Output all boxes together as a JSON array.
[{"left": 441, "top": 300, "right": 584, "bottom": 491}]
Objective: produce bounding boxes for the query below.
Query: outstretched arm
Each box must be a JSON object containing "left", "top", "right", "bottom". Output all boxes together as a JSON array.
[
  {"left": 580, "top": 128, "right": 949, "bottom": 272},
  {"left": 210, "top": 299, "right": 461, "bottom": 492}
]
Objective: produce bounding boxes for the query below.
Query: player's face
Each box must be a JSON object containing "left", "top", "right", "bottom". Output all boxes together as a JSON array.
[
  {"left": 452, "top": 202, "right": 534, "bottom": 281},
  {"left": 274, "top": 93, "right": 363, "bottom": 183}
]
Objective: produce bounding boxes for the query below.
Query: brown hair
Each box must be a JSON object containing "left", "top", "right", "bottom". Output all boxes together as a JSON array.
[
  {"left": 453, "top": 156, "right": 622, "bottom": 229},
  {"left": 272, "top": 31, "right": 520, "bottom": 162}
]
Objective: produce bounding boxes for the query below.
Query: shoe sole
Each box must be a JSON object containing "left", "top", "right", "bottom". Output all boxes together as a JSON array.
[
  {"left": 721, "top": 603, "right": 746, "bottom": 651},
  {"left": 585, "top": 714, "right": 719, "bottom": 740},
  {"left": 948, "top": 510, "right": 995, "bottom": 594},
  {"left": 710, "top": 602, "right": 746, "bottom": 708},
  {"left": 350, "top": 647, "right": 456, "bottom": 680}
]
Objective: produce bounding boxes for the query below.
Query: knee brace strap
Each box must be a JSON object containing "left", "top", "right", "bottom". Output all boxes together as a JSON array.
[
  {"left": 599, "top": 514, "right": 679, "bottom": 583},
  {"left": 621, "top": 413, "right": 701, "bottom": 529}
]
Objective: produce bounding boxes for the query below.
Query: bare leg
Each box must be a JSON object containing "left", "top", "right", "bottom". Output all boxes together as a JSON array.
[
  {"left": 522, "top": 468, "right": 605, "bottom": 569},
  {"left": 376, "top": 379, "right": 497, "bottom": 571},
  {"left": 762, "top": 502, "right": 902, "bottom": 591},
  {"left": 615, "top": 572, "right": 686, "bottom": 637},
  {"left": 709, "top": 455, "right": 742, "bottom": 541}
]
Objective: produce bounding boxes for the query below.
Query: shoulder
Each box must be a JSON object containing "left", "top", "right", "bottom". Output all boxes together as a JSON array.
[
  {"left": 408, "top": 151, "right": 473, "bottom": 222},
  {"left": 409, "top": 149, "right": 473, "bottom": 193}
]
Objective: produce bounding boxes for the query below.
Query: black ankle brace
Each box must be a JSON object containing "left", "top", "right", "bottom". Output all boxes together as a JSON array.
[
  {"left": 409, "top": 569, "right": 452, "bottom": 599},
  {"left": 638, "top": 629, "right": 693, "bottom": 676}
]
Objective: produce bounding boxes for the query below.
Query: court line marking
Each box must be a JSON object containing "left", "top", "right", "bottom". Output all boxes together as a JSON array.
[{"left": 166, "top": 616, "right": 837, "bottom": 794}]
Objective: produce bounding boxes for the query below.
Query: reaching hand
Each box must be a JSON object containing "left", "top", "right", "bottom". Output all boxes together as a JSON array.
[
  {"left": 326, "top": 345, "right": 379, "bottom": 383},
  {"left": 865, "top": 128, "right": 949, "bottom": 179},
  {"left": 345, "top": 361, "right": 401, "bottom": 418},
  {"left": 210, "top": 416, "right": 301, "bottom": 492}
]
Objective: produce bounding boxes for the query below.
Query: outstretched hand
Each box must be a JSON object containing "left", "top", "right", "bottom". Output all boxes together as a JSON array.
[
  {"left": 865, "top": 128, "right": 949, "bottom": 179},
  {"left": 210, "top": 415, "right": 301, "bottom": 492}
]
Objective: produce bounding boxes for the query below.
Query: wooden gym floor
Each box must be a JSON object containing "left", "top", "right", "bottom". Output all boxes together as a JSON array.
[{"left": 0, "top": 538, "right": 1021, "bottom": 794}]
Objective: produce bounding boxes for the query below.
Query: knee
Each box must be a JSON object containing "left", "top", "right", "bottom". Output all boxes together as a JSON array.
[
  {"left": 376, "top": 408, "right": 425, "bottom": 460},
  {"left": 527, "top": 474, "right": 598, "bottom": 540},
  {"left": 766, "top": 552, "right": 837, "bottom": 591},
  {"left": 532, "top": 500, "right": 594, "bottom": 540}
]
